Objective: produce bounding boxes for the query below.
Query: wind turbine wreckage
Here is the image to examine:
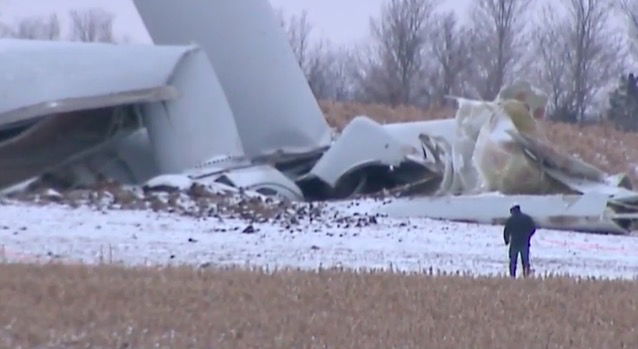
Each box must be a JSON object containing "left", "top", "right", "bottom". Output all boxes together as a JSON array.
[{"left": 0, "top": 0, "right": 636, "bottom": 234}]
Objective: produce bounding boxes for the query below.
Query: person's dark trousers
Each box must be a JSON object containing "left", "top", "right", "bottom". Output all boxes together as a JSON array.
[{"left": 509, "top": 244, "right": 530, "bottom": 278}]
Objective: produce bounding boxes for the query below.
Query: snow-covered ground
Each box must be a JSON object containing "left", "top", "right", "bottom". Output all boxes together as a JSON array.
[{"left": 1, "top": 201, "right": 638, "bottom": 280}]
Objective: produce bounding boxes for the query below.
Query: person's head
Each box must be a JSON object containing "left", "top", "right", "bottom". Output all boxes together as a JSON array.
[{"left": 510, "top": 205, "right": 521, "bottom": 215}]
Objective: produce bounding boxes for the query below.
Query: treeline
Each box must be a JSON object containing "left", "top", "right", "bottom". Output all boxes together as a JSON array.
[
  {"left": 280, "top": 0, "right": 638, "bottom": 127},
  {"left": 0, "top": 8, "right": 116, "bottom": 43}
]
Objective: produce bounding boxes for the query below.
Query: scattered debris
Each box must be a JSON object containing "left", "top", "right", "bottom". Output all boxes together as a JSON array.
[{"left": 242, "top": 225, "right": 257, "bottom": 235}]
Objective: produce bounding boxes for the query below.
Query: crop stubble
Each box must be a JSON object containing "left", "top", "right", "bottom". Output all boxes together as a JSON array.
[{"left": 0, "top": 264, "right": 637, "bottom": 349}]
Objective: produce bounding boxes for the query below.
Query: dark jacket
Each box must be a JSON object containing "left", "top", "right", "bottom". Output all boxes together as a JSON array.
[{"left": 504, "top": 212, "right": 536, "bottom": 247}]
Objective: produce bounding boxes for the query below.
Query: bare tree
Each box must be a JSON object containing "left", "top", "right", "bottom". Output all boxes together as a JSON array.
[
  {"left": 468, "top": 0, "right": 531, "bottom": 100},
  {"left": 360, "top": 0, "right": 437, "bottom": 106},
  {"left": 328, "top": 48, "right": 359, "bottom": 101},
  {"left": 532, "top": 8, "right": 570, "bottom": 118},
  {"left": 0, "top": 22, "right": 13, "bottom": 38},
  {"left": 535, "top": 0, "right": 622, "bottom": 123},
  {"left": 14, "top": 14, "right": 60, "bottom": 40},
  {"left": 620, "top": 0, "right": 638, "bottom": 58},
  {"left": 69, "top": 8, "right": 114, "bottom": 43},
  {"left": 278, "top": 10, "right": 356, "bottom": 101},
  {"left": 429, "top": 12, "right": 472, "bottom": 105},
  {"left": 305, "top": 42, "right": 357, "bottom": 101},
  {"left": 282, "top": 10, "right": 313, "bottom": 73}
]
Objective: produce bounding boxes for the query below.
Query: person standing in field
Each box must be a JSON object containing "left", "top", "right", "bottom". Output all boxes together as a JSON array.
[{"left": 503, "top": 205, "right": 536, "bottom": 278}]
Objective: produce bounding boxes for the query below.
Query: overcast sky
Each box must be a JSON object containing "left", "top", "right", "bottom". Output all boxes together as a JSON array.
[
  {"left": 0, "top": 0, "right": 473, "bottom": 44},
  {"left": 1, "top": 0, "right": 630, "bottom": 48}
]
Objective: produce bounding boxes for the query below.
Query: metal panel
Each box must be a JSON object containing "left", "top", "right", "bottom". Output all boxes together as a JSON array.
[
  {"left": 0, "top": 39, "right": 192, "bottom": 124},
  {"left": 133, "top": 0, "right": 332, "bottom": 158},
  {"left": 142, "top": 49, "right": 244, "bottom": 174},
  {"left": 308, "top": 117, "right": 424, "bottom": 188},
  {"left": 0, "top": 87, "right": 177, "bottom": 128},
  {"left": 383, "top": 119, "right": 457, "bottom": 148},
  {"left": 376, "top": 194, "right": 631, "bottom": 234},
  {"left": 216, "top": 165, "right": 304, "bottom": 201}
]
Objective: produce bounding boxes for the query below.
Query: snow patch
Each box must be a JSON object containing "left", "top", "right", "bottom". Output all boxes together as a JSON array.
[
  {"left": 1, "top": 201, "right": 638, "bottom": 280},
  {"left": 144, "top": 175, "right": 193, "bottom": 191}
]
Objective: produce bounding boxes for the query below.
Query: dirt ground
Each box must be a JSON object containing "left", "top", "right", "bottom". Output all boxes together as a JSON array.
[{"left": 1, "top": 263, "right": 637, "bottom": 349}]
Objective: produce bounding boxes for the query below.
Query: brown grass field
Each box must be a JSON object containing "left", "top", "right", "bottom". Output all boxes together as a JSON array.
[
  {"left": 320, "top": 101, "right": 638, "bottom": 187},
  {"left": 1, "top": 263, "right": 637, "bottom": 349}
]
